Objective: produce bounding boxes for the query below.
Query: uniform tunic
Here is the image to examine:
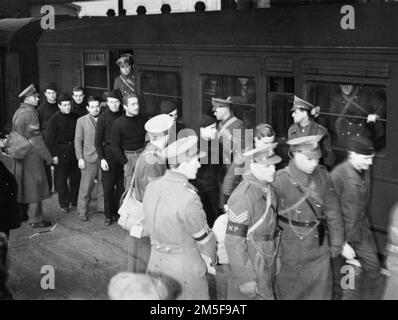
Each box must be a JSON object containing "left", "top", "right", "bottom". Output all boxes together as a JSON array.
[
  {"left": 273, "top": 161, "right": 344, "bottom": 300},
  {"left": 12, "top": 103, "right": 53, "bottom": 203},
  {"left": 45, "top": 111, "right": 80, "bottom": 208},
  {"left": 330, "top": 86, "right": 386, "bottom": 149},
  {"left": 224, "top": 173, "right": 279, "bottom": 300},
  {"left": 143, "top": 170, "right": 217, "bottom": 300},
  {"left": 113, "top": 74, "right": 136, "bottom": 98},
  {"left": 288, "top": 120, "right": 335, "bottom": 169}
]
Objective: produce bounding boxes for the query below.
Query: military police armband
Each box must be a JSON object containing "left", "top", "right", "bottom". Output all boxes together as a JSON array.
[
  {"left": 193, "top": 227, "right": 211, "bottom": 244},
  {"left": 226, "top": 221, "right": 248, "bottom": 237}
]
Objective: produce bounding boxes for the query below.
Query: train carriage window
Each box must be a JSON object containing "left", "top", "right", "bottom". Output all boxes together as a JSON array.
[
  {"left": 201, "top": 74, "right": 256, "bottom": 128},
  {"left": 83, "top": 51, "right": 109, "bottom": 97},
  {"left": 308, "top": 82, "right": 387, "bottom": 155},
  {"left": 267, "top": 77, "right": 294, "bottom": 138},
  {"left": 140, "top": 71, "right": 182, "bottom": 118}
]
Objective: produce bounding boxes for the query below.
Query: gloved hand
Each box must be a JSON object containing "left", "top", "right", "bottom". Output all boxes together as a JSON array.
[
  {"left": 367, "top": 114, "right": 379, "bottom": 123},
  {"left": 341, "top": 242, "right": 356, "bottom": 260},
  {"left": 52, "top": 156, "right": 59, "bottom": 165},
  {"left": 101, "top": 159, "right": 109, "bottom": 171},
  {"left": 78, "top": 159, "right": 86, "bottom": 170},
  {"left": 238, "top": 281, "right": 258, "bottom": 298}
]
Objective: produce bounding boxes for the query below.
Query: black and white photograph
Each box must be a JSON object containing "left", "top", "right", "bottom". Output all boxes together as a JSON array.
[{"left": 0, "top": 0, "right": 397, "bottom": 305}]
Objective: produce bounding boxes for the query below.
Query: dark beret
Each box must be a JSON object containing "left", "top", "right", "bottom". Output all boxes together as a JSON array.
[
  {"left": 106, "top": 89, "right": 122, "bottom": 101},
  {"left": 199, "top": 114, "right": 216, "bottom": 128},
  {"left": 160, "top": 100, "right": 177, "bottom": 114},
  {"left": 45, "top": 82, "right": 58, "bottom": 92},
  {"left": 57, "top": 93, "right": 71, "bottom": 103},
  {"left": 347, "top": 136, "right": 375, "bottom": 155}
]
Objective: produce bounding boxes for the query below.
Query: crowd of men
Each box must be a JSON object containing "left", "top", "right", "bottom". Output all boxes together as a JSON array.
[{"left": 2, "top": 52, "right": 397, "bottom": 300}]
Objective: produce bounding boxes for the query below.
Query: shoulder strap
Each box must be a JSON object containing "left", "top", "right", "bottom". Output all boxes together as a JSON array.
[
  {"left": 218, "top": 116, "right": 238, "bottom": 137},
  {"left": 120, "top": 76, "right": 136, "bottom": 93},
  {"left": 247, "top": 189, "right": 271, "bottom": 237},
  {"left": 284, "top": 167, "right": 322, "bottom": 220}
]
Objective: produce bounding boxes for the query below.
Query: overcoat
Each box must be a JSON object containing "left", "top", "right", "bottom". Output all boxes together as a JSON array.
[
  {"left": 143, "top": 170, "right": 217, "bottom": 300},
  {"left": 224, "top": 173, "right": 279, "bottom": 300},
  {"left": 12, "top": 103, "right": 52, "bottom": 203},
  {"left": 273, "top": 161, "right": 344, "bottom": 300},
  {"left": 0, "top": 160, "right": 21, "bottom": 231}
]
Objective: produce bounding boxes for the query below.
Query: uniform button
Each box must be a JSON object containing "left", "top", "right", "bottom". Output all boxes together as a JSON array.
[
  {"left": 349, "top": 122, "right": 352, "bottom": 125},
  {"left": 347, "top": 132, "right": 350, "bottom": 135},
  {"left": 356, "top": 134, "right": 359, "bottom": 136},
  {"left": 315, "top": 204, "right": 322, "bottom": 208},
  {"left": 315, "top": 235, "right": 319, "bottom": 238},
  {"left": 359, "top": 123, "right": 362, "bottom": 126},
  {"left": 156, "top": 245, "right": 161, "bottom": 249},
  {"left": 295, "top": 209, "right": 302, "bottom": 214},
  {"left": 166, "top": 246, "right": 170, "bottom": 252}
]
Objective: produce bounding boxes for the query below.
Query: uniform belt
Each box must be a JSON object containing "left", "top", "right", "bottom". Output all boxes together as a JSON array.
[
  {"left": 278, "top": 215, "right": 317, "bottom": 228},
  {"left": 125, "top": 148, "right": 144, "bottom": 154},
  {"left": 151, "top": 241, "right": 183, "bottom": 254},
  {"left": 249, "top": 229, "right": 280, "bottom": 241},
  {"left": 57, "top": 141, "right": 73, "bottom": 145}
]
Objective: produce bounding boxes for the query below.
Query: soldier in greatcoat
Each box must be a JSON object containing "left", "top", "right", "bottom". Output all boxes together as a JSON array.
[
  {"left": 143, "top": 135, "right": 217, "bottom": 300},
  {"left": 288, "top": 96, "right": 335, "bottom": 169},
  {"left": 12, "top": 84, "right": 53, "bottom": 228},
  {"left": 273, "top": 135, "right": 344, "bottom": 300},
  {"left": 224, "top": 142, "right": 282, "bottom": 300}
]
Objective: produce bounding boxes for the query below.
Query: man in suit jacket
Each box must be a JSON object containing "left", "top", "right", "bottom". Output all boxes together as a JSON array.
[{"left": 75, "top": 96, "right": 104, "bottom": 221}]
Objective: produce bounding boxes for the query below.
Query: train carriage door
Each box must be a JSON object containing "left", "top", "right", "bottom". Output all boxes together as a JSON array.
[
  {"left": 82, "top": 50, "right": 110, "bottom": 98},
  {"left": 264, "top": 56, "right": 295, "bottom": 168}
]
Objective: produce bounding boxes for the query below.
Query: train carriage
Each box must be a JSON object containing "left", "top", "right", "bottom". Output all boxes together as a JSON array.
[{"left": 37, "top": 3, "right": 398, "bottom": 254}]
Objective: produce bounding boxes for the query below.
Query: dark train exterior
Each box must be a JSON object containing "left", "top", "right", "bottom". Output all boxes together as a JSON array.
[
  {"left": 0, "top": 17, "right": 43, "bottom": 132},
  {"left": 34, "top": 3, "right": 398, "bottom": 253}
]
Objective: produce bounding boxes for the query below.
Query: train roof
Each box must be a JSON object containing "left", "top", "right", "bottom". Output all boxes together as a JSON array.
[
  {"left": 37, "top": 3, "right": 398, "bottom": 50},
  {"left": 0, "top": 17, "right": 39, "bottom": 47}
]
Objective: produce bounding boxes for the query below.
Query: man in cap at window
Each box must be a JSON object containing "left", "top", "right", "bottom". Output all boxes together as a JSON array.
[
  {"left": 212, "top": 97, "right": 246, "bottom": 204},
  {"left": 273, "top": 135, "right": 344, "bottom": 299},
  {"left": 95, "top": 90, "right": 124, "bottom": 226},
  {"left": 288, "top": 95, "right": 335, "bottom": 169},
  {"left": 12, "top": 84, "right": 53, "bottom": 228},
  {"left": 123, "top": 114, "right": 174, "bottom": 273},
  {"left": 331, "top": 136, "right": 384, "bottom": 299},
  {"left": 224, "top": 142, "right": 282, "bottom": 300},
  {"left": 330, "top": 84, "right": 386, "bottom": 151},
  {"left": 113, "top": 53, "right": 136, "bottom": 98},
  {"left": 143, "top": 135, "right": 217, "bottom": 299}
]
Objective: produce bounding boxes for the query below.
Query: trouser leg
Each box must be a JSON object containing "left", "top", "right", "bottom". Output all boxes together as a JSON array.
[
  {"left": 77, "top": 162, "right": 96, "bottom": 216},
  {"left": 96, "top": 165, "right": 104, "bottom": 213},
  {"left": 114, "top": 164, "right": 124, "bottom": 218},
  {"left": 69, "top": 159, "right": 81, "bottom": 207},
  {"left": 27, "top": 202, "right": 43, "bottom": 224},
  {"left": 123, "top": 152, "right": 141, "bottom": 188},
  {"left": 55, "top": 161, "right": 70, "bottom": 208}
]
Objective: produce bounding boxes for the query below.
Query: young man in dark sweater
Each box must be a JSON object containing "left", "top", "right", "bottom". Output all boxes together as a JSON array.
[
  {"left": 95, "top": 90, "right": 124, "bottom": 226},
  {"left": 45, "top": 94, "right": 81, "bottom": 213},
  {"left": 71, "top": 86, "right": 88, "bottom": 118},
  {"left": 111, "top": 93, "right": 146, "bottom": 188},
  {"left": 37, "top": 82, "right": 58, "bottom": 193}
]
